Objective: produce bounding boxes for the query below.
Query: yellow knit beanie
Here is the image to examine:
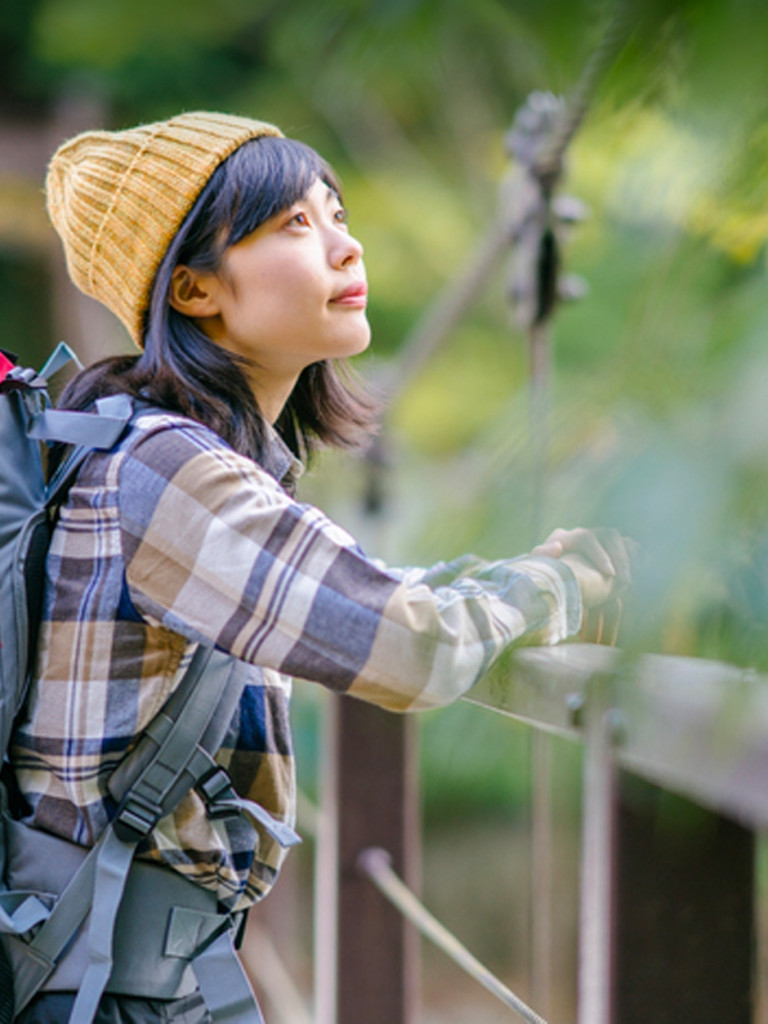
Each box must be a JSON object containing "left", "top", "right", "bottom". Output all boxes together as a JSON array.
[{"left": 45, "top": 111, "right": 283, "bottom": 347}]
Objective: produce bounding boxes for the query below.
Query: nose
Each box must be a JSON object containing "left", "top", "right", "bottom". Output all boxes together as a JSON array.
[{"left": 331, "top": 227, "right": 364, "bottom": 269}]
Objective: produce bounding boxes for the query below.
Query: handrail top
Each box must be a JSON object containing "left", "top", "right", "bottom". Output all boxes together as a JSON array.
[{"left": 465, "top": 643, "right": 768, "bottom": 828}]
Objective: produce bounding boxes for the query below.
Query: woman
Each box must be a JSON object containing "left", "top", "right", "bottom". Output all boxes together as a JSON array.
[{"left": 9, "top": 111, "right": 629, "bottom": 1023}]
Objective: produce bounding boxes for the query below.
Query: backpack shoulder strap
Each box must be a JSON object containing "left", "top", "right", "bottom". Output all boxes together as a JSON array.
[{"left": 108, "top": 646, "right": 248, "bottom": 842}]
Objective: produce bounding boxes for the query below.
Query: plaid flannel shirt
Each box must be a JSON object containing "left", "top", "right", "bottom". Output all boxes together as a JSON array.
[{"left": 11, "top": 410, "right": 582, "bottom": 910}]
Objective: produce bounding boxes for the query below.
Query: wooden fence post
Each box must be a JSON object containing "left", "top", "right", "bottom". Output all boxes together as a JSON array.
[
  {"left": 316, "top": 694, "right": 420, "bottom": 1024},
  {"left": 612, "top": 774, "right": 755, "bottom": 1024}
]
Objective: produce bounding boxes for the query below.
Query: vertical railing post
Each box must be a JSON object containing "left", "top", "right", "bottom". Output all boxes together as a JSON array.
[
  {"left": 575, "top": 679, "right": 756, "bottom": 1024},
  {"left": 529, "top": 732, "right": 554, "bottom": 1019},
  {"left": 576, "top": 683, "right": 619, "bottom": 1024},
  {"left": 316, "top": 695, "right": 420, "bottom": 1024}
]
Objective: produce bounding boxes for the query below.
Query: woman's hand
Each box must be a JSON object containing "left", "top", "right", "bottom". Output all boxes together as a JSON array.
[{"left": 532, "top": 527, "right": 634, "bottom": 645}]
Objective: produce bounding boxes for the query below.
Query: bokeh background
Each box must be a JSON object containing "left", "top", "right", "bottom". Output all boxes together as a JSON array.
[{"left": 3, "top": 0, "right": 768, "bottom": 1020}]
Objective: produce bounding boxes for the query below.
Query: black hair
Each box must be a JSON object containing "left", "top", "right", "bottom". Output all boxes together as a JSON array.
[{"left": 59, "top": 135, "right": 378, "bottom": 469}]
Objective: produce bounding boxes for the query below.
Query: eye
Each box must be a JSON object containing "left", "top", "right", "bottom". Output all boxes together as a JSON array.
[
  {"left": 334, "top": 207, "right": 349, "bottom": 226},
  {"left": 287, "top": 210, "right": 310, "bottom": 227}
]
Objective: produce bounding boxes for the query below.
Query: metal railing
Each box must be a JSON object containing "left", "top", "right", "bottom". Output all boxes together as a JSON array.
[
  {"left": 308, "top": 642, "right": 759, "bottom": 1023},
  {"left": 357, "top": 846, "right": 547, "bottom": 1024},
  {"left": 467, "top": 642, "right": 768, "bottom": 828}
]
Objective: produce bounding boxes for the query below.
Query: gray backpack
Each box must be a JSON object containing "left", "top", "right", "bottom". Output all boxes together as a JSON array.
[{"left": 0, "top": 344, "right": 298, "bottom": 1024}]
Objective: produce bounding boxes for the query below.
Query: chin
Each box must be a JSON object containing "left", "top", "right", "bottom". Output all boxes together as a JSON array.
[
  {"left": 352, "top": 323, "right": 373, "bottom": 355},
  {"left": 330, "top": 332, "right": 371, "bottom": 362}
]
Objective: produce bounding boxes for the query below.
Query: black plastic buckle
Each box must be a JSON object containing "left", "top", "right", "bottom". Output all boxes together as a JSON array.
[
  {"left": 114, "top": 791, "right": 164, "bottom": 842},
  {"left": 197, "top": 766, "right": 240, "bottom": 821}
]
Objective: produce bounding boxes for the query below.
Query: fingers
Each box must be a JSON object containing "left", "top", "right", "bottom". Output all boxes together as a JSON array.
[
  {"left": 580, "top": 607, "right": 603, "bottom": 644},
  {"left": 531, "top": 539, "right": 564, "bottom": 558},
  {"left": 560, "top": 552, "right": 613, "bottom": 608},
  {"left": 536, "top": 526, "right": 635, "bottom": 596},
  {"left": 581, "top": 598, "right": 623, "bottom": 645},
  {"left": 602, "top": 598, "right": 623, "bottom": 646},
  {"left": 591, "top": 528, "right": 634, "bottom": 596},
  {"left": 539, "top": 527, "right": 615, "bottom": 575}
]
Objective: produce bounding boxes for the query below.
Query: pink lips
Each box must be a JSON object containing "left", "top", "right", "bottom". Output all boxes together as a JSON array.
[{"left": 330, "top": 281, "right": 368, "bottom": 307}]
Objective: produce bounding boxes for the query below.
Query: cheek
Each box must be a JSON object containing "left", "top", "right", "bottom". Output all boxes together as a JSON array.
[
  {"left": 256, "top": 262, "right": 317, "bottom": 302},
  {"left": 225, "top": 248, "right": 329, "bottom": 328}
]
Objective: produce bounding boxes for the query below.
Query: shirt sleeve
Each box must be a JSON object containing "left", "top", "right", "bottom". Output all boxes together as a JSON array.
[{"left": 118, "top": 423, "right": 583, "bottom": 712}]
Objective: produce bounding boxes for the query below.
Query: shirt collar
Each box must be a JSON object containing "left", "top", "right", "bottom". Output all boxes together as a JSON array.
[{"left": 261, "top": 422, "right": 305, "bottom": 488}]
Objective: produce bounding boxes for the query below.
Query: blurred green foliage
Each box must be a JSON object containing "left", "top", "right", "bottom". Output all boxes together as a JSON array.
[{"left": 3, "top": 0, "right": 768, "bottom": 818}]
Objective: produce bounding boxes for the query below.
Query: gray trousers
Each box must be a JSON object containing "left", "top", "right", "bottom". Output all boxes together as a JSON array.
[{"left": 15, "top": 993, "right": 212, "bottom": 1024}]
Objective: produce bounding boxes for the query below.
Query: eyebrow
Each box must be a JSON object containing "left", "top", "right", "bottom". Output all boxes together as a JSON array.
[{"left": 321, "top": 182, "right": 343, "bottom": 205}]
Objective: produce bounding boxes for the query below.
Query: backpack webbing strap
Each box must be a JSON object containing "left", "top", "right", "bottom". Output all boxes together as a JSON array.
[
  {"left": 107, "top": 645, "right": 234, "bottom": 808},
  {"left": 0, "top": 893, "right": 49, "bottom": 936},
  {"left": 108, "top": 647, "right": 300, "bottom": 850},
  {"left": 29, "top": 395, "right": 133, "bottom": 450},
  {"left": 42, "top": 395, "right": 135, "bottom": 510},
  {"left": 234, "top": 797, "right": 301, "bottom": 849},
  {"left": 64, "top": 648, "right": 254, "bottom": 1023},
  {"left": 67, "top": 830, "right": 135, "bottom": 1024},
  {"left": 110, "top": 656, "right": 222, "bottom": 840},
  {"left": 198, "top": 770, "right": 301, "bottom": 849},
  {"left": 191, "top": 930, "right": 265, "bottom": 1024},
  {"left": 110, "top": 647, "right": 245, "bottom": 842},
  {"left": 3, "top": 342, "right": 82, "bottom": 393},
  {"left": 11, "top": 830, "right": 105, "bottom": 1013},
  {"left": 38, "top": 342, "right": 83, "bottom": 384}
]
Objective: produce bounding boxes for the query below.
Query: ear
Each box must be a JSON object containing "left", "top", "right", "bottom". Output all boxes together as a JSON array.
[{"left": 168, "top": 265, "right": 221, "bottom": 318}]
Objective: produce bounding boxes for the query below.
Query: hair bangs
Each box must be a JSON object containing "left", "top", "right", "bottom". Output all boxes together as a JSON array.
[{"left": 216, "top": 136, "right": 341, "bottom": 248}]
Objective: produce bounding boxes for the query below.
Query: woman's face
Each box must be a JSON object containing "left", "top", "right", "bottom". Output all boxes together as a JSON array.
[{"left": 191, "top": 177, "right": 370, "bottom": 401}]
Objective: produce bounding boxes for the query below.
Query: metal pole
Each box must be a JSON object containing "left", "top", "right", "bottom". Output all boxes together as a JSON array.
[
  {"left": 314, "top": 696, "right": 339, "bottom": 1024},
  {"left": 529, "top": 731, "right": 553, "bottom": 1019},
  {"left": 358, "top": 847, "right": 548, "bottom": 1024},
  {"left": 577, "top": 687, "right": 619, "bottom": 1024}
]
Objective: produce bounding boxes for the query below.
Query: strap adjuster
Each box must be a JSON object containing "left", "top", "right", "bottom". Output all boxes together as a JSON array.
[
  {"left": 114, "top": 791, "right": 164, "bottom": 842},
  {"left": 198, "top": 767, "right": 301, "bottom": 848},
  {"left": 197, "top": 767, "right": 240, "bottom": 820}
]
